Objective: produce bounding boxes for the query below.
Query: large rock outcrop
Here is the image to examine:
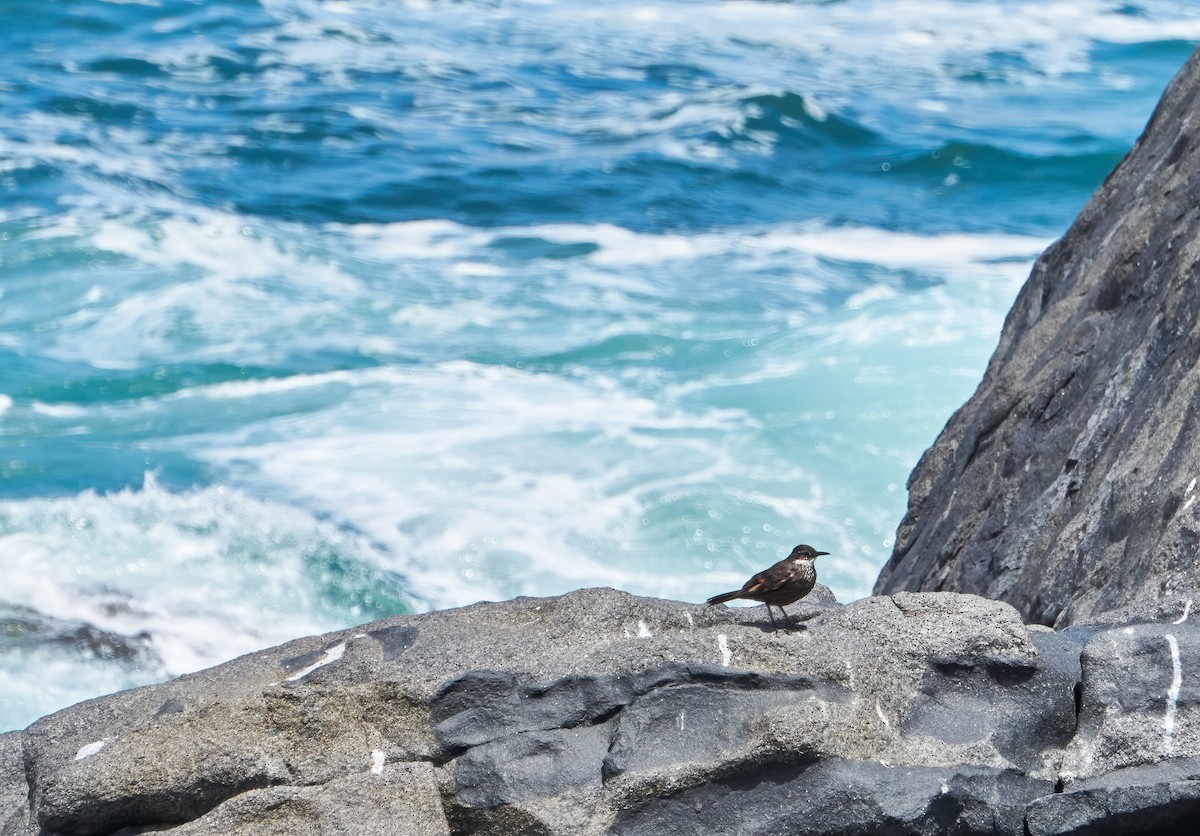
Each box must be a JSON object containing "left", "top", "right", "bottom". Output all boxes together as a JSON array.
[
  {"left": 2, "top": 586, "right": 1199, "bottom": 835},
  {"left": 874, "top": 46, "right": 1200, "bottom": 627}
]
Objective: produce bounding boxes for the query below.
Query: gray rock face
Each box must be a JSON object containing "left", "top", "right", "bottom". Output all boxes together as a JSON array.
[
  {"left": 1064, "top": 622, "right": 1200, "bottom": 781},
  {"left": 0, "top": 734, "right": 29, "bottom": 836},
  {"left": 1026, "top": 758, "right": 1200, "bottom": 836},
  {"left": 1, "top": 586, "right": 1196, "bottom": 835},
  {"left": 609, "top": 760, "right": 1048, "bottom": 836},
  {"left": 873, "top": 45, "right": 1200, "bottom": 628}
]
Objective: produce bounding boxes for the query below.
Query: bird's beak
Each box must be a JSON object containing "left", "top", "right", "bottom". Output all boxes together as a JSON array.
[{"left": 815, "top": 551, "right": 830, "bottom": 556}]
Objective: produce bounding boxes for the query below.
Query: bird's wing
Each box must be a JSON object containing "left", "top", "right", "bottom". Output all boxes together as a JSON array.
[{"left": 742, "top": 562, "right": 790, "bottom": 595}]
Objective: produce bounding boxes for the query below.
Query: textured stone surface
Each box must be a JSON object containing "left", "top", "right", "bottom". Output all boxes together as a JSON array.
[
  {"left": 3, "top": 586, "right": 1200, "bottom": 834},
  {"left": 0, "top": 587, "right": 1078, "bottom": 836},
  {"left": 160, "top": 763, "right": 450, "bottom": 836},
  {"left": 873, "top": 46, "right": 1200, "bottom": 628},
  {"left": 0, "top": 732, "right": 32, "bottom": 836},
  {"left": 609, "top": 761, "right": 1046, "bottom": 836},
  {"left": 1026, "top": 758, "right": 1200, "bottom": 836},
  {"left": 1062, "top": 622, "right": 1200, "bottom": 783}
]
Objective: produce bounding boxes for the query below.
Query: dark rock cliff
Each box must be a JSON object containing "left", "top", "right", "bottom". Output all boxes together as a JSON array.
[{"left": 874, "top": 46, "right": 1200, "bottom": 628}]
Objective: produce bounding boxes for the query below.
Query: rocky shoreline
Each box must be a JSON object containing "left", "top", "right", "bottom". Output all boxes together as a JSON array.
[
  {"left": 6, "top": 32, "right": 1200, "bottom": 836},
  {"left": 2, "top": 587, "right": 1198, "bottom": 835}
]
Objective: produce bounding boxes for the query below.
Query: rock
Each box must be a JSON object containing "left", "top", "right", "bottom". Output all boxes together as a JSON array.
[
  {"left": 609, "top": 760, "right": 1046, "bottom": 836},
  {"left": 6, "top": 586, "right": 1200, "bottom": 833},
  {"left": 1026, "top": 758, "right": 1200, "bottom": 836},
  {"left": 873, "top": 45, "right": 1200, "bottom": 628},
  {"left": 1, "top": 587, "right": 1080, "bottom": 835},
  {"left": 0, "top": 732, "right": 32, "bottom": 836},
  {"left": 1068, "top": 593, "right": 1200, "bottom": 631},
  {"left": 156, "top": 763, "right": 449, "bottom": 836},
  {"left": 1062, "top": 622, "right": 1200, "bottom": 783}
]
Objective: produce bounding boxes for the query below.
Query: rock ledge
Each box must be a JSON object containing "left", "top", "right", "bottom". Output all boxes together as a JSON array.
[{"left": 3, "top": 587, "right": 1198, "bottom": 835}]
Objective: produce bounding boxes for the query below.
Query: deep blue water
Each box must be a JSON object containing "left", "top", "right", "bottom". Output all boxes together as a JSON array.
[{"left": 2, "top": 0, "right": 1199, "bottom": 731}]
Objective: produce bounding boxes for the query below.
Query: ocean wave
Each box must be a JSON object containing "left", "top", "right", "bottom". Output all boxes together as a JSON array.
[
  {"left": 0, "top": 213, "right": 1043, "bottom": 610},
  {"left": 0, "top": 474, "right": 412, "bottom": 725},
  {"left": 6, "top": 1, "right": 1194, "bottom": 232}
]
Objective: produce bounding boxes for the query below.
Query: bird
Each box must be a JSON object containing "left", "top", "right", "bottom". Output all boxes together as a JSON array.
[{"left": 706, "top": 544, "right": 829, "bottom": 628}]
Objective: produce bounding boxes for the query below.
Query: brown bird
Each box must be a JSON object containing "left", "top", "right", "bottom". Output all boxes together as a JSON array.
[{"left": 706, "top": 544, "right": 829, "bottom": 627}]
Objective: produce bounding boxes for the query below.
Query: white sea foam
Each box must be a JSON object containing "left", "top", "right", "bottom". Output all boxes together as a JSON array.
[
  {"left": 192, "top": 361, "right": 719, "bottom": 606},
  {"left": 180, "top": 356, "right": 885, "bottom": 607},
  {"left": 752, "top": 227, "right": 1048, "bottom": 273},
  {"left": 1, "top": 204, "right": 1045, "bottom": 623},
  {"left": 0, "top": 128, "right": 1051, "bottom": 374},
  {"left": 7, "top": 202, "right": 1037, "bottom": 603},
  {"left": 0, "top": 475, "right": 394, "bottom": 681},
  {"left": 30, "top": 402, "right": 89, "bottom": 419}
]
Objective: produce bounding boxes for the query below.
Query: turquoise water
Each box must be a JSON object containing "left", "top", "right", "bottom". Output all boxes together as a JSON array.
[{"left": 2, "top": 0, "right": 1198, "bottom": 731}]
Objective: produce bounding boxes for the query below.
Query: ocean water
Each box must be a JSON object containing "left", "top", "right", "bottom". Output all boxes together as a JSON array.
[{"left": 2, "top": 0, "right": 1198, "bottom": 732}]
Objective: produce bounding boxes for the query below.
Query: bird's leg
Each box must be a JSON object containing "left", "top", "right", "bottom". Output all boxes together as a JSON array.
[
  {"left": 777, "top": 605, "right": 794, "bottom": 626},
  {"left": 765, "top": 605, "right": 778, "bottom": 628}
]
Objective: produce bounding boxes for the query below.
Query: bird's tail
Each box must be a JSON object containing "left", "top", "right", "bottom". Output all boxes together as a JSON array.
[{"left": 706, "top": 590, "right": 741, "bottom": 606}]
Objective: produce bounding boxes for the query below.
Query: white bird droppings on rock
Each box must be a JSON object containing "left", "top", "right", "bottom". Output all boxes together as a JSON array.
[
  {"left": 1164, "top": 633, "right": 1183, "bottom": 757},
  {"left": 717, "top": 634, "right": 732, "bottom": 667},
  {"left": 285, "top": 641, "right": 347, "bottom": 682},
  {"left": 74, "top": 740, "right": 106, "bottom": 761}
]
